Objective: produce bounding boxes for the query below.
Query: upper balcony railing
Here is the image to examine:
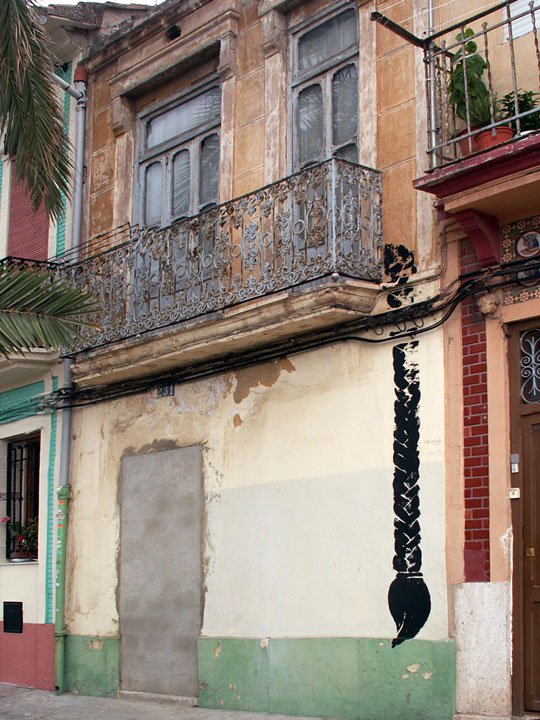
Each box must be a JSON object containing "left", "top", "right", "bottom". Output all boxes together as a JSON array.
[
  {"left": 425, "top": 0, "right": 540, "bottom": 168},
  {"left": 57, "top": 158, "right": 382, "bottom": 353}
]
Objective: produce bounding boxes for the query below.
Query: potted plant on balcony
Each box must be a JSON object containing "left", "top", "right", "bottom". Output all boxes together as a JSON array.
[
  {"left": 448, "top": 28, "right": 513, "bottom": 154},
  {"left": 5, "top": 517, "right": 38, "bottom": 560},
  {"left": 501, "top": 89, "right": 540, "bottom": 134}
]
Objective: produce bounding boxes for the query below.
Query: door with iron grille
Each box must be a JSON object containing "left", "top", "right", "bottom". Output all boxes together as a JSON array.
[{"left": 510, "top": 321, "right": 540, "bottom": 711}]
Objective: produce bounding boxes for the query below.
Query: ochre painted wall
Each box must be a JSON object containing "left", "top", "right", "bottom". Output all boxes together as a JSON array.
[{"left": 84, "top": 0, "right": 432, "bottom": 271}]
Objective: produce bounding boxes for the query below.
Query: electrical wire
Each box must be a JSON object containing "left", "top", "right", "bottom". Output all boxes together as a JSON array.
[{"left": 40, "top": 255, "right": 540, "bottom": 412}]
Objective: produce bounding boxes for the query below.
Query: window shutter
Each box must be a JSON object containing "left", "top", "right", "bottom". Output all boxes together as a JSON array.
[{"left": 505, "top": 0, "right": 540, "bottom": 39}]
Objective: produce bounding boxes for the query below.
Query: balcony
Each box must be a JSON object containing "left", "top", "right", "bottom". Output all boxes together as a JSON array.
[
  {"left": 58, "top": 159, "right": 383, "bottom": 384},
  {"left": 413, "top": 0, "right": 540, "bottom": 265},
  {"left": 423, "top": 0, "right": 540, "bottom": 169}
]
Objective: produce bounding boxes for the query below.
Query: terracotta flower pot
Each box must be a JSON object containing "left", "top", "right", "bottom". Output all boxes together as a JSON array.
[
  {"left": 475, "top": 125, "right": 514, "bottom": 150},
  {"left": 457, "top": 129, "right": 480, "bottom": 155}
]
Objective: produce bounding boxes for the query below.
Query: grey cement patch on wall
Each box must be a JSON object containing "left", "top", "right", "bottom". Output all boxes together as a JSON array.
[{"left": 119, "top": 445, "right": 203, "bottom": 697}]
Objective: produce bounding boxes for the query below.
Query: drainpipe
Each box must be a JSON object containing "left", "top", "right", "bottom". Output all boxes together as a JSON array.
[
  {"left": 427, "top": 0, "right": 438, "bottom": 168},
  {"left": 52, "top": 63, "right": 87, "bottom": 695}
]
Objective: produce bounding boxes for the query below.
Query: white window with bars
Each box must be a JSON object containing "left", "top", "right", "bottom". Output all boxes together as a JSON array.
[
  {"left": 4, "top": 435, "right": 40, "bottom": 560},
  {"left": 504, "top": 0, "right": 540, "bottom": 39}
]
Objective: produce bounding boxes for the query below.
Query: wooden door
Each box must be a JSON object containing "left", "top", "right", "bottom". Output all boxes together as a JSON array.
[
  {"left": 510, "top": 322, "right": 540, "bottom": 712},
  {"left": 522, "top": 414, "right": 540, "bottom": 710}
]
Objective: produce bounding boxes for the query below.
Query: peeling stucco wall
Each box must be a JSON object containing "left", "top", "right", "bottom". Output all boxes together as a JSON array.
[{"left": 67, "top": 331, "right": 448, "bottom": 643}]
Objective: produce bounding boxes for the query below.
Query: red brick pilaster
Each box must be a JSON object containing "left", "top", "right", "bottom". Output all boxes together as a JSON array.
[
  {"left": 460, "top": 237, "right": 490, "bottom": 581},
  {"left": 8, "top": 169, "right": 49, "bottom": 260}
]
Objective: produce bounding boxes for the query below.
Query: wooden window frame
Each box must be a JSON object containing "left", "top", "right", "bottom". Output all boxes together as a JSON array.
[
  {"left": 289, "top": 3, "right": 359, "bottom": 170},
  {"left": 135, "top": 79, "right": 221, "bottom": 228}
]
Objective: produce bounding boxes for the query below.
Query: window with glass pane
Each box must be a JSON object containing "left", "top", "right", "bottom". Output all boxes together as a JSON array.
[
  {"left": 145, "top": 162, "right": 162, "bottom": 226},
  {"left": 146, "top": 86, "right": 221, "bottom": 150},
  {"left": 199, "top": 134, "right": 220, "bottom": 208},
  {"left": 172, "top": 150, "right": 190, "bottom": 218},
  {"left": 298, "top": 9, "right": 357, "bottom": 74},
  {"left": 139, "top": 85, "right": 221, "bottom": 227},
  {"left": 5, "top": 436, "right": 40, "bottom": 560},
  {"left": 292, "top": 9, "right": 358, "bottom": 169},
  {"left": 298, "top": 85, "right": 324, "bottom": 165}
]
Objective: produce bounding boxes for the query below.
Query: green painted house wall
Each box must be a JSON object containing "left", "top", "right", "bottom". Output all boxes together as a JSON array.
[
  {"left": 64, "top": 635, "right": 119, "bottom": 697},
  {"left": 0, "top": 381, "right": 45, "bottom": 424},
  {"left": 55, "top": 62, "right": 72, "bottom": 257},
  {"left": 59, "top": 633, "right": 456, "bottom": 717},
  {"left": 198, "top": 637, "right": 456, "bottom": 720}
]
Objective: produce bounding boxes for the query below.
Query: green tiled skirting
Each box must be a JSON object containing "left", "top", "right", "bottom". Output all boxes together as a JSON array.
[
  {"left": 198, "top": 636, "right": 456, "bottom": 720},
  {"left": 64, "top": 635, "right": 118, "bottom": 698}
]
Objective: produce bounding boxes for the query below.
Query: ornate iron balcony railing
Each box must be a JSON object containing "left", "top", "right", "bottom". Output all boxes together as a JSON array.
[
  {"left": 58, "top": 158, "right": 382, "bottom": 353},
  {"left": 424, "top": 0, "right": 540, "bottom": 168}
]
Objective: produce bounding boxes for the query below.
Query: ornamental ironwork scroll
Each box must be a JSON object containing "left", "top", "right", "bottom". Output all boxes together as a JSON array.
[
  {"left": 520, "top": 328, "right": 540, "bottom": 403},
  {"left": 57, "top": 158, "right": 382, "bottom": 353}
]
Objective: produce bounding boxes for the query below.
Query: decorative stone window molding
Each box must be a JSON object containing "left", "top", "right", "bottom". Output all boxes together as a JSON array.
[
  {"left": 261, "top": 0, "right": 375, "bottom": 176},
  {"left": 104, "top": 8, "right": 238, "bottom": 137},
  {"left": 260, "top": 8, "right": 287, "bottom": 58},
  {"left": 107, "top": 10, "right": 238, "bottom": 100}
]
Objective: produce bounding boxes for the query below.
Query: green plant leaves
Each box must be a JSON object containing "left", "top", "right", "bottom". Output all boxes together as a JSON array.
[
  {"left": 0, "top": 264, "right": 96, "bottom": 356},
  {"left": 501, "top": 89, "right": 540, "bottom": 132},
  {"left": 0, "top": 0, "right": 72, "bottom": 220},
  {"left": 448, "top": 28, "right": 490, "bottom": 124}
]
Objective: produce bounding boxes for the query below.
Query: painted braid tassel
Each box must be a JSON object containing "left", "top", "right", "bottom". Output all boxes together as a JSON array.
[{"left": 388, "top": 341, "right": 431, "bottom": 648}]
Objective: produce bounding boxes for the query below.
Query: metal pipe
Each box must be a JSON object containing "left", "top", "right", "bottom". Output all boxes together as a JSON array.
[
  {"left": 427, "top": 0, "right": 438, "bottom": 167},
  {"left": 54, "top": 63, "right": 87, "bottom": 696},
  {"left": 370, "top": 12, "right": 425, "bottom": 47},
  {"left": 50, "top": 72, "right": 83, "bottom": 101},
  {"left": 70, "top": 70, "right": 88, "bottom": 262},
  {"left": 54, "top": 483, "right": 70, "bottom": 694}
]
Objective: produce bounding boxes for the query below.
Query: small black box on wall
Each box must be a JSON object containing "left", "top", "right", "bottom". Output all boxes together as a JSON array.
[{"left": 3, "top": 601, "right": 23, "bottom": 633}]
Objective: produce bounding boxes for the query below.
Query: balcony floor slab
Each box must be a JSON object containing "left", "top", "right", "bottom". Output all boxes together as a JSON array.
[{"left": 71, "top": 276, "right": 380, "bottom": 387}]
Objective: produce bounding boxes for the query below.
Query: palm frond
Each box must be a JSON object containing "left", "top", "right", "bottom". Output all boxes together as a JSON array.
[
  {"left": 0, "top": 0, "right": 71, "bottom": 220},
  {"left": 0, "top": 265, "right": 96, "bottom": 356}
]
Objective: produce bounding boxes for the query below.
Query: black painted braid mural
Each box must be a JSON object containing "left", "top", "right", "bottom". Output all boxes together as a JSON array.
[
  {"left": 388, "top": 341, "right": 431, "bottom": 648},
  {"left": 383, "top": 244, "right": 417, "bottom": 308}
]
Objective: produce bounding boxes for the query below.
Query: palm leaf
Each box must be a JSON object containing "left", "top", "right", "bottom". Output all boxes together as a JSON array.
[
  {"left": 0, "top": 0, "right": 71, "bottom": 220},
  {"left": 0, "top": 264, "right": 96, "bottom": 356}
]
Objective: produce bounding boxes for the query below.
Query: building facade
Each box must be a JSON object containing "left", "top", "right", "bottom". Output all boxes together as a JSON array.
[
  {"left": 0, "top": 1, "right": 147, "bottom": 690},
  {"left": 30, "top": 0, "right": 540, "bottom": 718}
]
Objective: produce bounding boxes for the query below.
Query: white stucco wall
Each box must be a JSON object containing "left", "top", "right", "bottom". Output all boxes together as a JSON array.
[
  {"left": 0, "top": 410, "right": 54, "bottom": 626},
  {"left": 67, "top": 331, "right": 448, "bottom": 641},
  {"left": 453, "top": 581, "right": 512, "bottom": 719}
]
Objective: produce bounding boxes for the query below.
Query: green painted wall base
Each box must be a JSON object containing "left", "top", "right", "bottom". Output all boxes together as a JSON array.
[
  {"left": 64, "top": 635, "right": 119, "bottom": 697},
  {"left": 198, "top": 637, "right": 456, "bottom": 720}
]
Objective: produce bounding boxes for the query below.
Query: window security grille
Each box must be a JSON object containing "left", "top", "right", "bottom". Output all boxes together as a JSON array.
[{"left": 6, "top": 436, "right": 40, "bottom": 560}]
